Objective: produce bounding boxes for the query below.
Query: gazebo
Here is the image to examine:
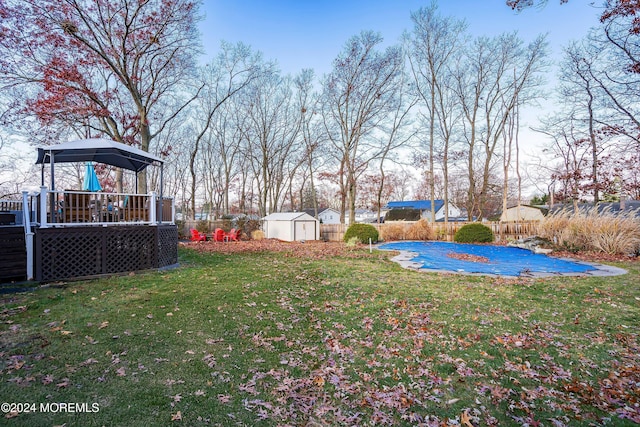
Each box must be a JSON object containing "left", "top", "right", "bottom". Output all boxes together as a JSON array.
[{"left": 1, "top": 138, "right": 178, "bottom": 283}]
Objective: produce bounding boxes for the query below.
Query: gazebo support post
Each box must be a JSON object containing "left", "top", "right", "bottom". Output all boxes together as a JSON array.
[{"left": 49, "top": 152, "right": 56, "bottom": 223}]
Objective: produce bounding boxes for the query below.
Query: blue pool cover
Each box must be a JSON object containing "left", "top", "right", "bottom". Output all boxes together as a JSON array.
[{"left": 379, "top": 241, "right": 596, "bottom": 277}]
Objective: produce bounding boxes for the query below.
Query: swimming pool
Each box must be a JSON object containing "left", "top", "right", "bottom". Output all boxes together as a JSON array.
[{"left": 378, "top": 241, "right": 597, "bottom": 277}]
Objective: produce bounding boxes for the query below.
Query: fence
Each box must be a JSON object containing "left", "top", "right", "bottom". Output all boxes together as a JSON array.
[{"left": 320, "top": 221, "right": 540, "bottom": 242}]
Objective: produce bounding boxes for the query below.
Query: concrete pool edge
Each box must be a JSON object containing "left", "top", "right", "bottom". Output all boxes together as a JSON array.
[{"left": 381, "top": 246, "right": 628, "bottom": 278}]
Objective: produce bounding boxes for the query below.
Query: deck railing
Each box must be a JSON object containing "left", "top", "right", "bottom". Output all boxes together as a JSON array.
[
  {"left": 38, "top": 187, "right": 175, "bottom": 227},
  {"left": 0, "top": 195, "right": 38, "bottom": 226}
]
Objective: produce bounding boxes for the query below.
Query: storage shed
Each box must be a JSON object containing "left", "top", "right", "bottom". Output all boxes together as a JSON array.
[{"left": 261, "top": 212, "right": 320, "bottom": 241}]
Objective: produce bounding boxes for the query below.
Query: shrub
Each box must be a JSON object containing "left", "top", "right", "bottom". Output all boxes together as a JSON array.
[
  {"left": 454, "top": 223, "right": 494, "bottom": 243},
  {"left": 196, "top": 219, "right": 209, "bottom": 233},
  {"left": 379, "top": 222, "right": 407, "bottom": 241},
  {"left": 345, "top": 236, "right": 360, "bottom": 247},
  {"left": 240, "top": 219, "right": 261, "bottom": 237},
  {"left": 175, "top": 220, "right": 188, "bottom": 239},
  {"left": 343, "top": 223, "right": 379, "bottom": 244},
  {"left": 406, "top": 219, "right": 434, "bottom": 240}
]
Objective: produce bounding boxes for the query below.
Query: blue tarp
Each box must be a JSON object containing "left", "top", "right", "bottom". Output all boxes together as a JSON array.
[{"left": 379, "top": 241, "right": 595, "bottom": 277}]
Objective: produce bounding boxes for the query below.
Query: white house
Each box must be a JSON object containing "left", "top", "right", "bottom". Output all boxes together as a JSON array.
[
  {"left": 385, "top": 200, "right": 461, "bottom": 222},
  {"left": 304, "top": 208, "right": 341, "bottom": 224},
  {"left": 261, "top": 212, "right": 320, "bottom": 241}
]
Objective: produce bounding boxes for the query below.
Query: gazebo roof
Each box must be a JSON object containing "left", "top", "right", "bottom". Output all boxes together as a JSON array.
[{"left": 36, "top": 138, "right": 163, "bottom": 173}]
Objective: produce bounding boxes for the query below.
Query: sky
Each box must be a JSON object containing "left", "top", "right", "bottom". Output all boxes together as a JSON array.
[
  {"left": 199, "top": 0, "right": 604, "bottom": 196},
  {"left": 200, "top": 0, "right": 603, "bottom": 76}
]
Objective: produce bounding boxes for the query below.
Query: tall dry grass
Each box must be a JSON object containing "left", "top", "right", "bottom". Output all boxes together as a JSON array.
[
  {"left": 379, "top": 220, "right": 434, "bottom": 241},
  {"left": 379, "top": 222, "right": 408, "bottom": 241},
  {"left": 406, "top": 219, "right": 434, "bottom": 240},
  {"left": 538, "top": 207, "right": 640, "bottom": 254},
  {"left": 251, "top": 229, "right": 265, "bottom": 240}
]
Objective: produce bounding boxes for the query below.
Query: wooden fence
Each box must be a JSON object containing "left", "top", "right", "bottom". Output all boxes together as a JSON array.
[{"left": 320, "top": 221, "right": 540, "bottom": 242}]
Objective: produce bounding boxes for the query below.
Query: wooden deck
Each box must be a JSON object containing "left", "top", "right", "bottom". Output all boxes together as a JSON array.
[{"left": 0, "top": 190, "right": 178, "bottom": 284}]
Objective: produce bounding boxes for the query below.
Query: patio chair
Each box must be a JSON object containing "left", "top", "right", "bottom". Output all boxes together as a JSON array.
[
  {"left": 212, "top": 228, "right": 226, "bottom": 242},
  {"left": 227, "top": 228, "right": 241, "bottom": 241},
  {"left": 190, "top": 229, "right": 207, "bottom": 242}
]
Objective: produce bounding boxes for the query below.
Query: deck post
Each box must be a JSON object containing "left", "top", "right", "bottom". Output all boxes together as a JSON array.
[
  {"left": 39, "top": 186, "right": 49, "bottom": 228},
  {"left": 22, "top": 191, "right": 34, "bottom": 280},
  {"left": 150, "top": 191, "right": 157, "bottom": 224}
]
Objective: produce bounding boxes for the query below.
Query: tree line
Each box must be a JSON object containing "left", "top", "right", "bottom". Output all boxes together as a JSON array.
[{"left": 0, "top": 0, "right": 638, "bottom": 221}]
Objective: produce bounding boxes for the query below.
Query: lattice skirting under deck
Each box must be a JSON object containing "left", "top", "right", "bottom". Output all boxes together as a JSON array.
[{"left": 35, "top": 225, "right": 178, "bottom": 282}]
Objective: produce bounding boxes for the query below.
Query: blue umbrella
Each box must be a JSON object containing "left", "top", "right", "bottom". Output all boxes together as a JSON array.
[{"left": 82, "top": 162, "right": 102, "bottom": 192}]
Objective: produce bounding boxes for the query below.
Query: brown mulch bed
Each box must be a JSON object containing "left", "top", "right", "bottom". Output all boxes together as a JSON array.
[{"left": 182, "top": 239, "right": 386, "bottom": 260}]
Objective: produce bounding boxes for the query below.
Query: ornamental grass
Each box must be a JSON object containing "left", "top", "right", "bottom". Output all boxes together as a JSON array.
[{"left": 538, "top": 207, "right": 640, "bottom": 255}]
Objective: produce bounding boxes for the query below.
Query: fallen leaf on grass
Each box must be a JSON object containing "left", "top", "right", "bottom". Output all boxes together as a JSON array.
[
  {"left": 98, "top": 321, "right": 109, "bottom": 329},
  {"left": 116, "top": 367, "right": 126, "bottom": 376},
  {"left": 218, "top": 394, "right": 231, "bottom": 403},
  {"left": 80, "top": 358, "right": 99, "bottom": 366},
  {"left": 461, "top": 409, "right": 474, "bottom": 427},
  {"left": 171, "top": 411, "right": 182, "bottom": 421}
]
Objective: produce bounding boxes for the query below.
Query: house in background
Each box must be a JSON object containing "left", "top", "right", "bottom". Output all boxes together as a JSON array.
[
  {"left": 384, "top": 200, "right": 461, "bottom": 222},
  {"left": 303, "top": 208, "right": 341, "bottom": 224},
  {"left": 500, "top": 204, "right": 547, "bottom": 222},
  {"left": 344, "top": 208, "right": 378, "bottom": 224}
]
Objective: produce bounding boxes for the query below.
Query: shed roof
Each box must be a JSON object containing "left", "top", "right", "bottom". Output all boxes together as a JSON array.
[{"left": 262, "top": 212, "right": 318, "bottom": 221}]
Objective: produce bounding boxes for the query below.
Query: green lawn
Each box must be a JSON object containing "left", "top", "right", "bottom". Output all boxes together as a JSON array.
[{"left": 1, "top": 243, "right": 639, "bottom": 426}]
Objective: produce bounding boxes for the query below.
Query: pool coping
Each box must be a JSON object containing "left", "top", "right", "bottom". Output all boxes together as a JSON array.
[{"left": 381, "top": 244, "right": 628, "bottom": 278}]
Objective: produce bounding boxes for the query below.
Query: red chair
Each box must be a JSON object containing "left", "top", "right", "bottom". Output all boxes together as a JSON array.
[
  {"left": 213, "top": 228, "right": 226, "bottom": 242},
  {"left": 190, "top": 229, "right": 207, "bottom": 242},
  {"left": 227, "top": 228, "right": 241, "bottom": 241}
]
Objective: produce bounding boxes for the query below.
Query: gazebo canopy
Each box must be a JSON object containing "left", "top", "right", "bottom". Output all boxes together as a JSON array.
[{"left": 36, "top": 138, "right": 163, "bottom": 173}]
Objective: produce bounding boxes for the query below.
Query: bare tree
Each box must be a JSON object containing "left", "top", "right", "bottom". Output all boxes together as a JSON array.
[
  {"left": 454, "top": 33, "right": 547, "bottom": 219},
  {"left": 243, "top": 71, "right": 302, "bottom": 216},
  {"left": 294, "top": 69, "right": 326, "bottom": 217},
  {"left": 408, "top": 2, "right": 467, "bottom": 222},
  {"left": 558, "top": 40, "right": 606, "bottom": 203},
  {"left": 187, "top": 42, "right": 265, "bottom": 219},
  {"left": 322, "top": 31, "right": 404, "bottom": 224},
  {"left": 535, "top": 115, "right": 594, "bottom": 209}
]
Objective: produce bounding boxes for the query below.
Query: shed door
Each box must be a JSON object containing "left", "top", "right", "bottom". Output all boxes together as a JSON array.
[{"left": 294, "top": 221, "right": 315, "bottom": 241}]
